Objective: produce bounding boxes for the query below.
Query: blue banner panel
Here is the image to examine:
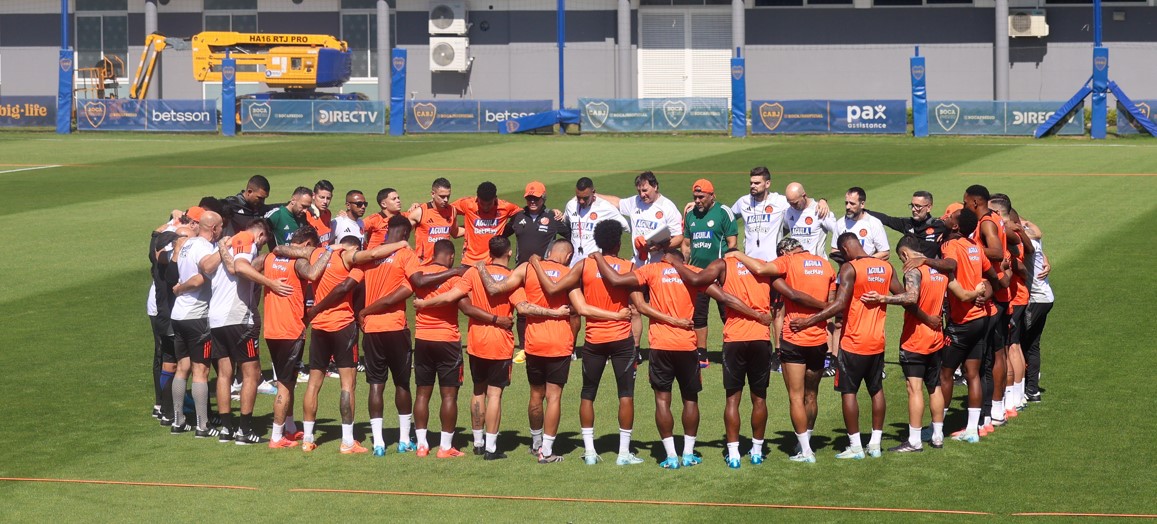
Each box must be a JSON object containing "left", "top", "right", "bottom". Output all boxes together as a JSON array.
[
  {"left": 390, "top": 49, "right": 406, "bottom": 136},
  {"left": 579, "top": 98, "right": 648, "bottom": 132},
  {"left": 749, "top": 100, "right": 830, "bottom": 134},
  {"left": 1091, "top": 46, "right": 1109, "bottom": 139},
  {"left": 579, "top": 98, "right": 728, "bottom": 133},
  {"left": 241, "top": 100, "right": 313, "bottom": 133},
  {"left": 313, "top": 100, "right": 386, "bottom": 134},
  {"left": 911, "top": 55, "right": 928, "bottom": 137},
  {"left": 221, "top": 58, "right": 236, "bottom": 136},
  {"left": 480, "top": 100, "right": 553, "bottom": 130},
  {"left": 1007, "top": 101, "right": 1084, "bottom": 136},
  {"left": 406, "top": 100, "right": 552, "bottom": 133},
  {"left": 0, "top": 96, "right": 57, "bottom": 127},
  {"left": 731, "top": 58, "right": 746, "bottom": 138},
  {"left": 57, "top": 50, "right": 73, "bottom": 134},
  {"left": 928, "top": 101, "right": 1005, "bottom": 135},
  {"left": 146, "top": 100, "right": 218, "bottom": 132},
  {"left": 1116, "top": 99, "right": 1155, "bottom": 135},
  {"left": 829, "top": 100, "right": 907, "bottom": 134},
  {"left": 76, "top": 99, "right": 147, "bottom": 131}
]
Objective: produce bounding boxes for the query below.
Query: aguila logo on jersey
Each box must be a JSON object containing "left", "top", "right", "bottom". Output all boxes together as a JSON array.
[
  {"left": 248, "top": 102, "right": 271, "bottom": 129},
  {"left": 759, "top": 103, "right": 784, "bottom": 131},
  {"left": 805, "top": 216, "right": 814, "bottom": 225},
  {"left": 412, "top": 103, "right": 437, "bottom": 130},
  {"left": 589, "top": 212, "right": 597, "bottom": 220},
  {"left": 858, "top": 229, "right": 868, "bottom": 237},
  {"left": 803, "top": 259, "right": 824, "bottom": 268},
  {"left": 935, "top": 103, "right": 960, "bottom": 132},
  {"left": 692, "top": 231, "right": 713, "bottom": 240},
  {"left": 82, "top": 101, "right": 107, "bottom": 128},
  {"left": 662, "top": 100, "right": 688, "bottom": 128},
  {"left": 545, "top": 270, "right": 560, "bottom": 279},
  {"left": 429, "top": 226, "right": 450, "bottom": 235},
  {"left": 867, "top": 266, "right": 886, "bottom": 275},
  {"left": 585, "top": 101, "right": 610, "bottom": 129}
]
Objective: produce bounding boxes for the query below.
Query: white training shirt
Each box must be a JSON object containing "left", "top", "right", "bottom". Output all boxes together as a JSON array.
[
  {"left": 1029, "top": 238, "right": 1054, "bottom": 303},
  {"left": 619, "top": 193, "right": 683, "bottom": 267},
  {"left": 784, "top": 200, "right": 838, "bottom": 258},
  {"left": 208, "top": 240, "right": 259, "bottom": 328},
  {"left": 147, "top": 282, "right": 158, "bottom": 316},
  {"left": 833, "top": 214, "right": 890, "bottom": 256},
  {"left": 170, "top": 237, "right": 215, "bottom": 321},
  {"left": 564, "top": 196, "right": 629, "bottom": 267},
  {"left": 731, "top": 192, "right": 790, "bottom": 261},
  {"left": 331, "top": 215, "right": 365, "bottom": 244}
]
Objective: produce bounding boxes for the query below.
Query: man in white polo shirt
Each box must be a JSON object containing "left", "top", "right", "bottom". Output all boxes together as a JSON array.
[
  {"left": 564, "top": 177, "right": 628, "bottom": 267},
  {"left": 784, "top": 182, "right": 837, "bottom": 259},
  {"left": 832, "top": 187, "right": 890, "bottom": 262}
]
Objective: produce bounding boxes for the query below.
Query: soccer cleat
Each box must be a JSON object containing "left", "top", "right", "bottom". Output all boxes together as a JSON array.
[
  {"left": 980, "top": 423, "right": 995, "bottom": 436},
  {"left": 888, "top": 442, "right": 924, "bottom": 453},
  {"left": 230, "top": 381, "right": 241, "bottom": 394},
  {"left": 195, "top": 426, "right": 221, "bottom": 439},
  {"left": 151, "top": 406, "right": 162, "bottom": 419},
  {"left": 484, "top": 451, "right": 508, "bottom": 461},
  {"left": 159, "top": 416, "right": 173, "bottom": 427},
  {"left": 372, "top": 446, "right": 386, "bottom": 457},
  {"left": 537, "top": 453, "right": 564, "bottom": 464},
  {"left": 788, "top": 452, "right": 816, "bottom": 463},
  {"left": 1026, "top": 392, "right": 1042, "bottom": 403},
  {"left": 991, "top": 417, "right": 1006, "bottom": 427},
  {"left": 583, "top": 453, "right": 602, "bottom": 465},
  {"left": 301, "top": 441, "right": 318, "bottom": 452},
  {"left": 528, "top": 445, "right": 541, "bottom": 456},
  {"left": 659, "top": 457, "right": 681, "bottom": 470},
  {"left": 616, "top": 453, "right": 645, "bottom": 466},
  {"left": 930, "top": 437, "right": 944, "bottom": 449},
  {"left": 170, "top": 422, "right": 193, "bottom": 435},
  {"left": 866, "top": 446, "right": 882, "bottom": 458},
  {"left": 1006, "top": 409, "right": 1019, "bottom": 419},
  {"left": 268, "top": 438, "right": 299, "bottom": 449},
  {"left": 296, "top": 371, "right": 311, "bottom": 383},
  {"left": 286, "top": 430, "right": 304, "bottom": 442},
  {"left": 257, "top": 380, "right": 277, "bottom": 395},
  {"left": 436, "top": 447, "right": 465, "bottom": 459},
  {"left": 219, "top": 427, "right": 235, "bottom": 443},
  {"left": 952, "top": 432, "right": 980, "bottom": 444},
  {"left": 416, "top": 445, "right": 430, "bottom": 458},
  {"left": 396, "top": 441, "right": 416, "bottom": 453},
  {"left": 513, "top": 350, "right": 527, "bottom": 364},
  {"left": 235, "top": 431, "right": 265, "bottom": 446},
  {"left": 749, "top": 453, "right": 764, "bottom": 465},
  {"left": 473, "top": 445, "right": 486, "bottom": 456},
  {"left": 356, "top": 363, "right": 366, "bottom": 373},
  {"left": 680, "top": 453, "right": 702, "bottom": 467},
  {"left": 822, "top": 366, "right": 836, "bottom": 378},
  {"left": 835, "top": 448, "right": 865, "bottom": 460},
  {"left": 340, "top": 441, "right": 369, "bottom": 454},
  {"left": 726, "top": 457, "right": 741, "bottom": 469}
]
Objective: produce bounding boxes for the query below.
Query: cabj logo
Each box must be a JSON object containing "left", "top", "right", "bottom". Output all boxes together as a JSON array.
[
  {"left": 662, "top": 100, "right": 687, "bottom": 128},
  {"left": 731, "top": 65, "right": 744, "bottom": 81},
  {"left": 393, "top": 56, "right": 406, "bottom": 71},
  {"left": 222, "top": 65, "right": 236, "bottom": 82},
  {"left": 935, "top": 103, "right": 960, "bottom": 131},
  {"left": 1136, "top": 102, "right": 1151, "bottom": 119},
  {"left": 505, "top": 120, "right": 519, "bottom": 133},
  {"left": 585, "top": 101, "right": 609, "bottom": 129},
  {"left": 759, "top": 103, "right": 784, "bottom": 131},
  {"left": 59, "top": 56, "right": 73, "bottom": 72},
  {"left": 82, "top": 101, "right": 106, "bottom": 128},
  {"left": 248, "top": 102, "right": 271, "bottom": 129},
  {"left": 413, "top": 102, "right": 437, "bottom": 130},
  {"left": 911, "top": 64, "right": 925, "bottom": 81},
  {"left": 1094, "top": 56, "right": 1108, "bottom": 71}
]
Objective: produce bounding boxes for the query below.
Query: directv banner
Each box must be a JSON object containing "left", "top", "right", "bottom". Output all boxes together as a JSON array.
[
  {"left": 77, "top": 99, "right": 217, "bottom": 132},
  {"left": 242, "top": 100, "right": 385, "bottom": 134},
  {"left": 406, "top": 100, "right": 552, "bottom": 133},
  {"left": 1117, "top": 99, "right": 1155, "bottom": 135},
  {"left": 750, "top": 100, "right": 906, "bottom": 134},
  {"left": 929, "top": 101, "right": 1084, "bottom": 135},
  {"left": 578, "top": 98, "right": 729, "bottom": 133},
  {"left": 0, "top": 96, "right": 56, "bottom": 127}
]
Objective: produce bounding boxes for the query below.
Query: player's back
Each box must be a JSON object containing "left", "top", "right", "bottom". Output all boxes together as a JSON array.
[
  {"left": 721, "top": 257, "right": 771, "bottom": 343},
  {"left": 581, "top": 256, "right": 633, "bottom": 344},
  {"left": 841, "top": 257, "right": 892, "bottom": 355},
  {"left": 901, "top": 265, "right": 948, "bottom": 353}
]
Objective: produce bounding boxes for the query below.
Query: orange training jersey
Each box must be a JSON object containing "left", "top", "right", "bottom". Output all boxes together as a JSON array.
[
  {"left": 900, "top": 265, "right": 948, "bottom": 354},
  {"left": 840, "top": 257, "right": 892, "bottom": 355},
  {"left": 774, "top": 252, "right": 837, "bottom": 347},
  {"left": 309, "top": 249, "right": 364, "bottom": 332},
  {"left": 306, "top": 209, "right": 333, "bottom": 247},
  {"left": 519, "top": 260, "right": 574, "bottom": 357},
  {"left": 721, "top": 258, "right": 772, "bottom": 343},
  {"left": 973, "top": 211, "right": 1010, "bottom": 303},
  {"left": 414, "top": 203, "right": 456, "bottom": 260},
  {"left": 361, "top": 212, "right": 391, "bottom": 250},
  {"left": 453, "top": 197, "right": 522, "bottom": 266},
  {"left": 1010, "top": 250, "right": 1029, "bottom": 308},
  {"left": 580, "top": 256, "right": 633, "bottom": 344},
  {"left": 635, "top": 262, "right": 699, "bottom": 351},
  {"left": 361, "top": 247, "right": 419, "bottom": 333},
  {"left": 411, "top": 263, "right": 462, "bottom": 343},
  {"left": 262, "top": 248, "right": 314, "bottom": 340},
  {"left": 942, "top": 236, "right": 994, "bottom": 325},
  {"left": 455, "top": 265, "right": 515, "bottom": 359}
]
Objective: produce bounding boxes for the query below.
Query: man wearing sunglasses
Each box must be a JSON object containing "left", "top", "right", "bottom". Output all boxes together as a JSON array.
[
  {"left": 333, "top": 190, "right": 369, "bottom": 244},
  {"left": 865, "top": 190, "right": 947, "bottom": 259}
]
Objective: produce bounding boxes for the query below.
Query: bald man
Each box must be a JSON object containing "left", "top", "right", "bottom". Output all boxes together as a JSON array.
[{"left": 784, "top": 183, "right": 837, "bottom": 259}]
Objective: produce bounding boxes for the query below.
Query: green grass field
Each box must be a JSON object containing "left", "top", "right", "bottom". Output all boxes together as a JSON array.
[{"left": 1, "top": 131, "right": 1155, "bottom": 522}]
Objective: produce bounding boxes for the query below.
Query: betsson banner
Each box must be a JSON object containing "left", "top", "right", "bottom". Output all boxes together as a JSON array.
[
  {"left": 405, "top": 100, "right": 552, "bottom": 133},
  {"left": 77, "top": 100, "right": 217, "bottom": 132}
]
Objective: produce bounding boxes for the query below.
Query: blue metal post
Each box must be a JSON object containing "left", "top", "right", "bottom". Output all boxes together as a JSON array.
[
  {"left": 57, "top": 0, "right": 72, "bottom": 134},
  {"left": 730, "top": 51, "right": 746, "bottom": 138},
  {"left": 221, "top": 52, "right": 236, "bottom": 137},
  {"left": 390, "top": 48, "right": 407, "bottom": 136},
  {"left": 911, "top": 46, "right": 928, "bottom": 138}
]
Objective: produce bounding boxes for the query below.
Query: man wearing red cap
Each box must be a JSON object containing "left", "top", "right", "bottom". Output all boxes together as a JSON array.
[
  {"left": 683, "top": 179, "right": 737, "bottom": 368},
  {"left": 504, "top": 181, "right": 571, "bottom": 356}
]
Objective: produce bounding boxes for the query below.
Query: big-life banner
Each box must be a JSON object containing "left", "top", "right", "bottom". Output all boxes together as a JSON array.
[
  {"left": 76, "top": 99, "right": 217, "bottom": 132},
  {"left": 0, "top": 96, "right": 56, "bottom": 127},
  {"left": 578, "top": 98, "right": 729, "bottom": 133},
  {"left": 1117, "top": 99, "right": 1155, "bottom": 135},
  {"left": 928, "top": 101, "right": 1085, "bottom": 135},
  {"left": 406, "top": 100, "right": 552, "bottom": 133},
  {"left": 750, "top": 100, "right": 906, "bottom": 134},
  {"left": 242, "top": 100, "right": 385, "bottom": 134}
]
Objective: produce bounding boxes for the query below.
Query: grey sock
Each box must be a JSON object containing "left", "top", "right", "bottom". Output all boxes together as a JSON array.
[
  {"left": 192, "top": 382, "right": 209, "bottom": 431},
  {"left": 171, "top": 377, "right": 188, "bottom": 426}
]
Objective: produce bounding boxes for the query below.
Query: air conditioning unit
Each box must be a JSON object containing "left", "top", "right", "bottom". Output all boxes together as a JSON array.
[
  {"left": 1009, "top": 10, "right": 1049, "bottom": 38},
  {"left": 429, "top": 2, "right": 468, "bottom": 35},
  {"left": 430, "top": 37, "right": 470, "bottom": 72}
]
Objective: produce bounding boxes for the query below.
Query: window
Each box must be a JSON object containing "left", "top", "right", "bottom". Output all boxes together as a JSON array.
[
  {"left": 342, "top": 13, "right": 378, "bottom": 78},
  {"left": 76, "top": 1, "right": 127, "bottom": 71},
  {"left": 754, "top": 0, "right": 853, "bottom": 6},
  {"left": 642, "top": 0, "right": 733, "bottom": 5},
  {"left": 205, "top": 0, "right": 258, "bottom": 33}
]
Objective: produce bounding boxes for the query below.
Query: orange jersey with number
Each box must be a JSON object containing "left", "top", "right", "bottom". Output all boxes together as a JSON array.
[
  {"left": 309, "top": 249, "right": 363, "bottom": 332},
  {"left": 720, "top": 258, "right": 772, "bottom": 343},
  {"left": 452, "top": 197, "right": 522, "bottom": 266},
  {"left": 942, "top": 236, "right": 995, "bottom": 324},
  {"left": 840, "top": 257, "right": 892, "bottom": 355},
  {"left": 262, "top": 248, "right": 315, "bottom": 340},
  {"left": 456, "top": 265, "right": 515, "bottom": 359},
  {"left": 305, "top": 209, "right": 333, "bottom": 247},
  {"left": 517, "top": 260, "right": 574, "bottom": 357},
  {"left": 635, "top": 262, "right": 700, "bottom": 351},
  {"left": 361, "top": 212, "right": 390, "bottom": 250},
  {"left": 410, "top": 263, "right": 462, "bottom": 342},
  {"left": 414, "top": 203, "right": 456, "bottom": 261},
  {"left": 361, "top": 246, "right": 419, "bottom": 333},
  {"left": 580, "top": 257, "right": 633, "bottom": 344},
  {"left": 901, "top": 266, "right": 948, "bottom": 354},
  {"left": 774, "top": 252, "right": 837, "bottom": 347}
]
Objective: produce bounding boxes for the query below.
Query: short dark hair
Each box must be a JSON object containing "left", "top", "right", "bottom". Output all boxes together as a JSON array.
[
  {"left": 198, "top": 196, "right": 223, "bottom": 215},
  {"left": 345, "top": 189, "right": 363, "bottom": 201},
  {"left": 433, "top": 238, "right": 455, "bottom": 257},
  {"left": 989, "top": 197, "right": 1011, "bottom": 214},
  {"left": 836, "top": 232, "right": 860, "bottom": 250},
  {"left": 376, "top": 187, "right": 397, "bottom": 205},
  {"left": 289, "top": 225, "right": 319, "bottom": 245},
  {"left": 957, "top": 208, "right": 979, "bottom": 236},
  {"left": 634, "top": 171, "right": 658, "bottom": 188},
  {"left": 576, "top": 177, "right": 594, "bottom": 191},
  {"left": 965, "top": 184, "right": 990, "bottom": 201},
  {"left": 387, "top": 215, "right": 412, "bottom": 240},
  {"left": 913, "top": 190, "right": 933, "bottom": 202},
  {"left": 477, "top": 181, "right": 498, "bottom": 201},
  {"left": 663, "top": 248, "right": 684, "bottom": 261},
  {"left": 750, "top": 166, "right": 771, "bottom": 181},
  {"left": 314, "top": 180, "right": 334, "bottom": 194},
  {"left": 338, "top": 235, "right": 362, "bottom": 249},
  {"left": 432, "top": 178, "right": 452, "bottom": 191},
  {"left": 594, "top": 220, "right": 623, "bottom": 252},
  {"left": 897, "top": 235, "right": 923, "bottom": 254},
  {"left": 246, "top": 218, "right": 271, "bottom": 238},
  {"left": 247, "top": 175, "right": 270, "bottom": 193},
  {"left": 776, "top": 237, "right": 802, "bottom": 257},
  {"left": 990, "top": 192, "right": 1010, "bottom": 204},
  {"left": 292, "top": 186, "right": 313, "bottom": 199},
  {"left": 489, "top": 236, "right": 511, "bottom": 258},
  {"left": 846, "top": 187, "right": 867, "bottom": 203}
]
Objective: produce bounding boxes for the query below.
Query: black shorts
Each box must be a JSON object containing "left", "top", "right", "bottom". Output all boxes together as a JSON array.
[
  {"left": 268, "top": 338, "right": 304, "bottom": 384},
  {"left": 415, "top": 339, "right": 463, "bottom": 388},
  {"left": 990, "top": 302, "right": 1011, "bottom": 350},
  {"left": 649, "top": 349, "right": 702, "bottom": 396},
  {"left": 722, "top": 340, "right": 772, "bottom": 395},
  {"left": 211, "top": 324, "right": 261, "bottom": 364},
  {"left": 172, "top": 318, "right": 213, "bottom": 364},
  {"left": 363, "top": 329, "right": 413, "bottom": 386},
  {"left": 833, "top": 350, "right": 885, "bottom": 395},
  {"left": 692, "top": 293, "right": 726, "bottom": 330},
  {"left": 942, "top": 317, "right": 988, "bottom": 369},
  {"left": 770, "top": 289, "right": 784, "bottom": 310},
  {"left": 1008, "top": 305, "right": 1027, "bottom": 347},
  {"left": 470, "top": 355, "right": 513, "bottom": 389},
  {"left": 526, "top": 354, "right": 571, "bottom": 386},
  {"left": 900, "top": 349, "right": 942, "bottom": 392},
  {"left": 581, "top": 337, "right": 637, "bottom": 400},
  {"left": 309, "top": 322, "right": 359, "bottom": 370},
  {"left": 150, "top": 315, "right": 176, "bottom": 364},
  {"left": 778, "top": 339, "right": 826, "bottom": 371}
]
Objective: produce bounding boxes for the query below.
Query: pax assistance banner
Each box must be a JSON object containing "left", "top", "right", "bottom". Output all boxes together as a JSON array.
[
  {"left": 928, "top": 101, "right": 1084, "bottom": 136},
  {"left": 578, "top": 98, "right": 728, "bottom": 133},
  {"left": 405, "top": 100, "right": 552, "bottom": 133},
  {"left": 750, "top": 100, "right": 905, "bottom": 134},
  {"left": 1117, "top": 99, "right": 1155, "bottom": 135},
  {"left": 77, "top": 99, "right": 217, "bottom": 132},
  {"left": 0, "top": 96, "right": 56, "bottom": 127},
  {"left": 241, "top": 100, "right": 385, "bottom": 134}
]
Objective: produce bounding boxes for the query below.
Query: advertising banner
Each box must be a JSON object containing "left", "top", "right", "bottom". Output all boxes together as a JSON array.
[
  {"left": 829, "top": 100, "right": 907, "bottom": 134},
  {"left": 911, "top": 55, "right": 928, "bottom": 137},
  {"left": 242, "top": 100, "right": 312, "bottom": 133},
  {"left": 750, "top": 100, "right": 829, "bottom": 134},
  {"left": 240, "top": 100, "right": 384, "bottom": 134},
  {"left": 0, "top": 96, "right": 56, "bottom": 127},
  {"left": 405, "top": 100, "right": 552, "bottom": 133},
  {"left": 930, "top": 101, "right": 1083, "bottom": 135},
  {"left": 1115, "top": 99, "right": 1154, "bottom": 135},
  {"left": 731, "top": 58, "right": 746, "bottom": 138},
  {"left": 578, "top": 98, "right": 728, "bottom": 133},
  {"left": 1006, "top": 101, "right": 1084, "bottom": 135},
  {"left": 76, "top": 99, "right": 147, "bottom": 131},
  {"left": 76, "top": 99, "right": 218, "bottom": 132}
]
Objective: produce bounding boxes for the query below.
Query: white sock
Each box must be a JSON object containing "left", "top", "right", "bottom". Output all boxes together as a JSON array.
[
  {"left": 398, "top": 414, "right": 412, "bottom": 444},
  {"left": 530, "top": 428, "right": 543, "bottom": 449},
  {"left": 942, "top": 408, "right": 949, "bottom": 420},
  {"left": 285, "top": 416, "right": 297, "bottom": 434},
  {"left": 581, "top": 427, "right": 596, "bottom": 455},
  {"left": 750, "top": 438, "right": 764, "bottom": 456},
  {"left": 992, "top": 400, "right": 1005, "bottom": 420},
  {"left": 473, "top": 429, "right": 485, "bottom": 447},
  {"left": 967, "top": 408, "right": 981, "bottom": 433},
  {"left": 272, "top": 423, "right": 284, "bottom": 442},
  {"left": 541, "top": 434, "right": 556, "bottom": 457},
  {"left": 796, "top": 432, "right": 812, "bottom": 455},
  {"left": 984, "top": 415, "right": 992, "bottom": 427},
  {"left": 341, "top": 423, "right": 354, "bottom": 446},
  {"left": 932, "top": 422, "right": 944, "bottom": 439},
  {"left": 440, "top": 431, "right": 454, "bottom": 451},
  {"left": 726, "top": 441, "right": 740, "bottom": 460},
  {"left": 869, "top": 430, "right": 882, "bottom": 448},
  {"left": 485, "top": 432, "right": 498, "bottom": 453},
  {"left": 806, "top": 429, "right": 813, "bottom": 443},
  {"left": 618, "top": 428, "right": 632, "bottom": 456},
  {"left": 1016, "top": 380, "right": 1025, "bottom": 399},
  {"left": 847, "top": 432, "right": 862, "bottom": 450},
  {"left": 416, "top": 428, "right": 428, "bottom": 448},
  {"left": 662, "top": 436, "right": 677, "bottom": 458},
  {"left": 908, "top": 425, "right": 922, "bottom": 447},
  {"left": 371, "top": 418, "right": 384, "bottom": 448},
  {"left": 303, "top": 421, "right": 316, "bottom": 442},
  {"left": 682, "top": 435, "right": 696, "bottom": 456}
]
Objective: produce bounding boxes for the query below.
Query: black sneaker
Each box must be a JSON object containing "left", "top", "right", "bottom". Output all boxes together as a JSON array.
[
  {"left": 159, "top": 415, "right": 174, "bottom": 427},
  {"left": 484, "top": 451, "right": 508, "bottom": 460},
  {"left": 195, "top": 426, "right": 221, "bottom": 439},
  {"left": 170, "top": 422, "right": 193, "bottom": 435},
  {"left": 209, "top": 414, "right": 222, "bottom": 427},
  {"left": 888, "top": 442, "right": 924, "bottom": 453},
  {"left": 473, "top": 445, "right": 486, "bottom": 456},
  {"left": 152, "top": 406, "right": 162, "bottom": 419},
  {"left": 234, "top": 431, "right": 265, "bottom": 445},
  {"left": 822, "top": 366, "right": 837, "bottom": 378},
  {"left": 219, "top": 427, "right": 235, "bottom": 443},
  {"left": 1026, "top": 392, "right": 1042, "bottom": 403},
  {"left": 356, "top": 363, "right": 366, "bottom": 373}
]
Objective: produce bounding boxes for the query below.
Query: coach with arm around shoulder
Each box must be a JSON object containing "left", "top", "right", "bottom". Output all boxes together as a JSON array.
[{"left": 865, "top": 190, "right": 948, "bottom": 259}]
